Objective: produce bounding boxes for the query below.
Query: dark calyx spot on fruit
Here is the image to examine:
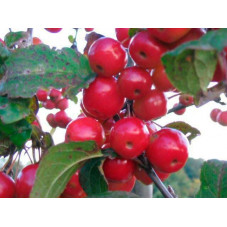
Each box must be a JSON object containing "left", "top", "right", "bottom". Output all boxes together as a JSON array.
[
  {"left": 139, "top": 51, "right": 147, "bottom": 59},
  {"left": 68, "top": 155, "right": 72, "bottom": 159},
  {"left": 134, "top": 89, "right": 141, "bottom": 96},
  {"left": 96, "top": 64, "right": 104, "bottom": 72},
  {"left": 126, "top": 141, "right": 133, "bottom": 149},
  {"left": 150, "top": 134, "right": 158, "bottom": 143},
  {"left": 171, "top": 159, "right": 178, "bottom": 166}
]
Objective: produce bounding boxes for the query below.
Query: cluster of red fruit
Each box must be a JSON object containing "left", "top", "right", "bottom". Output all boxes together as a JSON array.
[
  {"left": 36, "top": 88, "right": 72, "bottom": 129},
  {"left": 210, "top": 108, "right": 227, "bottom": 126},
  {"left": 45, "top": 28, "right": 94, "bottom": 33},
  {"left": 0, "top": 164, "right": 86, "bottom": 198},
  {"left": 0, "top": 164, "right": 39, "bottom": 198},
  {"left": 63, "top": 28, "right": 194, "bottom": 196},
  {"left": 173, "top": 94, "right": 194, "bottom": 115},
  {"left": 2, "top": 28, "right": 224, "bottom": 198}
]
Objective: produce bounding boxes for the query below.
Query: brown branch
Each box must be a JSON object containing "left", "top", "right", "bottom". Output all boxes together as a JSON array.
[
  {"left": 145, "top": 167, "right": 174, "bottom": 198},
  {"left": 167, "top": 185, "right": 178, "bottom": 198},
  {"left": 168, "top": 81, "right": 227, "bottom": 111},
  {"left": 27, "top": 28, "right": 33, "bottom": 37},
  {"left": 26, "top": 28, "right": 33, "bottom": 47},
  {"left": 138, "top": 155, "right": 175, "bottom": 198},
  {"left": 196, "top": 81, "right": 227, "bottom": 107}
]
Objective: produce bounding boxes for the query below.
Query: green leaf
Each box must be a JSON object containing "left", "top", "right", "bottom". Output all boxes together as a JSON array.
[
  {"left": 89, "top": 191, "right": 139, "bottom": 198},
  {"left": 25, "top": 96, "right": 39, "bottom": 124},
  {"left": 42, "top": 132, "right": 54, "bottom": 149},
  {"left": 165, "top": 121, "right": 201, "bottom": 143},
  {"left": 0, "top": 45, "right": 96, "bottom": 101},
  {"left": 0, "top": 96, "right": 31, "bottom": 124},
  {"left": 196, "top": 159, "right": 227, "bottom": 198},
  {"left": 79, "top": 157, "right": 108, "bottom": 196},
  {"left": 0, "top": 43, "right": 10, "bottom": 75},
  {"left": 101, "top": 148, "right": 118, "bottom": 158},
  {"left": 31, "top": 125, "right": 54, "bottom": 150},
  {"left": 4, "top": 31, "right": 30, "bottom": 48},
  {"left": 67, "top": 95, "right": 78, "bottom": 104},
  {"left": 0, "top": 43, "right": 10, "bottom": 60},
  {"left": 30, "top": 141, "right": 103, "bottom": 198},
  {"left": 162, "top": 29, "right": 227, "bottom": 96},
  {"left": 162, "top": 49, "right": 217, "bottom": 96},
  {"left": 0, "top": 119, "right": 32, "bottom": 148},
  {"left": 68, "top": 35, "right": 74, "bottom": 44},
  {"left": 128, "top": 28, "right": 141, "bottom": 37},
  {"left": 197, "top": 28, "right": 227, "bottom": 52},
  {"left": 0, "top": 133, "right": 13, "bottom": 157}
]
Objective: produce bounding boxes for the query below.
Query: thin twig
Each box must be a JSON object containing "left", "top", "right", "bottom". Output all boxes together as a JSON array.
[
  {"left": 14, "top": 153, "right": 21, "bottom": 180},
  {"left": 168, "top": 103, "right": 189, "bottom": 114},
  {"left": 151, "top": 121, "right": 163, "bottom": 129},
  {"left": 73, "top": 28, "right": 79, "bottom": 43},
  {"left": 38, "top": 148, "right": 41, "bottom": 162},
  {"left": 213, "top": 97, "right": 226, "bottom": 105},
  {"left": 0, "top": 153, "right": 14, "bottom": 172},
  {"left": 113, "top": 114, "right": 120, "bottom": 122},
  {"left": 127, "top": 102, "right": 131, "bottom": 117},
  {"left": 6, "top": 153, "right": 19, "bottom": 175},
  {"left": 138, "top": 155, "right": 175, "bottom": 198},
  {"left": 168, "top": 93, "right": 182, "bottom": 100},
  {"left": 145, "top": 166, "right": 174, "bottom": 198},
  {"left": 24, "top": 147, "right": 33, "bottom": 164},
  {"left": 32, "top": 148, "right": 37, "bottom": 163},
  {"left": 168, "top": 185, "right": 178, "bottom": 198},
  {"left": 50, "top": 127, "right": 56, "bottom": 136},
  {"left": 71, "top": 28, "right": 79, "bottom": 50}
]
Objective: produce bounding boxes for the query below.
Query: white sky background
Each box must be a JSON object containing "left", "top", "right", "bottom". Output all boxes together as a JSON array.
[{"left": 0, "top": 28, "right": 227, "bottom": 162}]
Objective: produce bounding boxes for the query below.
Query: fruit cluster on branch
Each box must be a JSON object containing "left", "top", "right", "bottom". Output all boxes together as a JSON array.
[{"left": 0, "top": 28, "right": 227, "bottom": 198}]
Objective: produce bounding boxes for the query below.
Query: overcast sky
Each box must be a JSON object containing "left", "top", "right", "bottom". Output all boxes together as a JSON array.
[{"left": 1, "top": 28, "right": 227, "bottom": 162}]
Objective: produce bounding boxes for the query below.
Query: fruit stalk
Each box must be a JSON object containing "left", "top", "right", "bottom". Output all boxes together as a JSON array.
[
  {"left": 167, "top": 103, "right": 188, "bottom": 114},
  {"left": 138, "top": 155, "right": 175, "bottom": 198},
  {"left": 145, "top": 166, "right": 174, "bottom": 198}
]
